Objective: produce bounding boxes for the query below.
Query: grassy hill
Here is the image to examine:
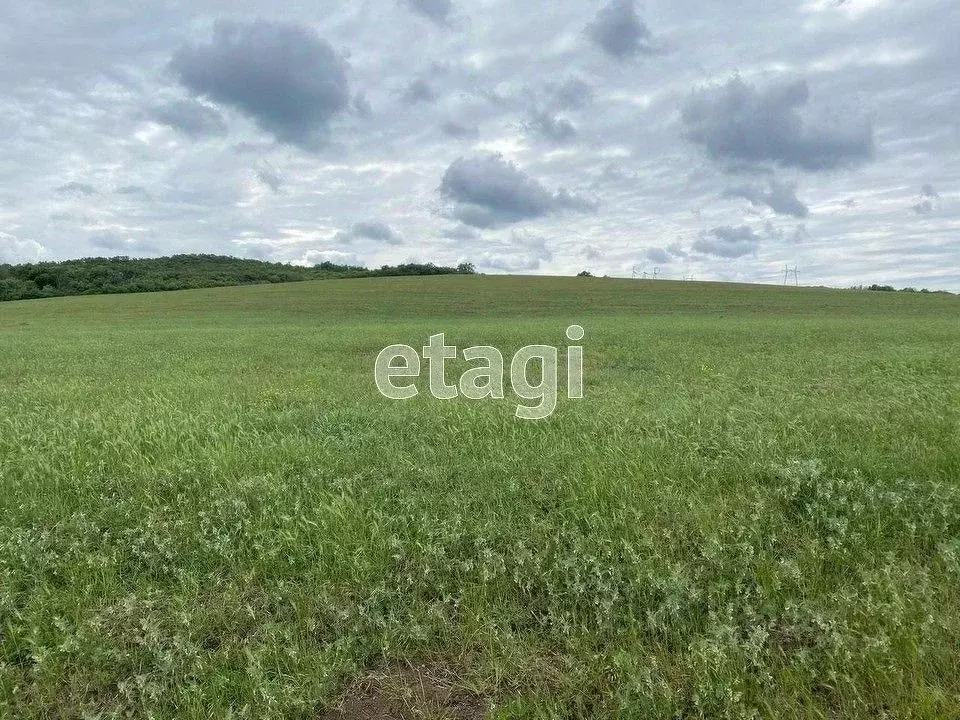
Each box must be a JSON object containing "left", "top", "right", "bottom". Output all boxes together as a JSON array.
[{"left": 1, "top": 276, "right": 958, "bottom": 718}]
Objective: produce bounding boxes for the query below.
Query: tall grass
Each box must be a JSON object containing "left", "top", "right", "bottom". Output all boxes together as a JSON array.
[{"left": 1, "top": 277, "right": 958, "bottom": 718}]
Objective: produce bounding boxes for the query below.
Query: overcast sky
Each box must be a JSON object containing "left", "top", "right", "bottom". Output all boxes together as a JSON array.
[{"left": 1, "top": 0, "right": 958, "bottom": 289}]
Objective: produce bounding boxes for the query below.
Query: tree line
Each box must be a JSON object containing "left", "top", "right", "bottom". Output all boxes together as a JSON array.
[
  {"left": 0, "top": 255, "right": 476, "bottom": 302},
  {"left": 853, "top": 284, "right": 952, "bottom": 294}
]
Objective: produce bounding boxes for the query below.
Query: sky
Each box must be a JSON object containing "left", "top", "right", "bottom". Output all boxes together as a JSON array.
[{"left": 1, "top": 0, "right": 958, "bottom": 289}]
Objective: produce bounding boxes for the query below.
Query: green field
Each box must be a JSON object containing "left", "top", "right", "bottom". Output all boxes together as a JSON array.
[{"left": 1, "top": 276, "right": 958, "bottom": 719}]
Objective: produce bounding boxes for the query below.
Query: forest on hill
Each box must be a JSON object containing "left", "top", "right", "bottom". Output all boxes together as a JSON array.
[{"left": 0, "top": 254, "right": 475, "bottom": 302}]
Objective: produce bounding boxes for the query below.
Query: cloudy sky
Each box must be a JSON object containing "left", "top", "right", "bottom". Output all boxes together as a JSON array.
[{"left": 1, "top": 0, "right": 958, "bottom": 289}]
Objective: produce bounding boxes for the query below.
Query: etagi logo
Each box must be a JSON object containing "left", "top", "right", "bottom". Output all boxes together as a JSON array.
[{"left": 374, "top": 325, "right": 585, "bottom": 420}]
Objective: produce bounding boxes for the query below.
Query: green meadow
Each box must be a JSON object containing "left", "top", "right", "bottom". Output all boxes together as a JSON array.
[{"left": 1, "top": 276, "right": 958, "bottom": 719}]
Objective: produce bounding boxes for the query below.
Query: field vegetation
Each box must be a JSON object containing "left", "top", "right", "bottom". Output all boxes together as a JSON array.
[{"left": 0, "top": 276, "right": 958, "bottom": 718}]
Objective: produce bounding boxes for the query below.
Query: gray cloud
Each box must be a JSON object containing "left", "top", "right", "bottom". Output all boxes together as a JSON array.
[
  {"left": 693, "top": 225, "right": 761, "bottom": 258},
  {"left": 581, "top": 245, "right": 602, "bottom": 261},
  {"left": 116, "top": 185, "right": 148, "bottom": 196},
  {"left": 645, "top": 247, "right": 672, "bottom": 264},
  {"left": 441, "top": 120, "right": 479, "bottom": 138},
  {"left": 352, "top": 93, "right": 373, "bottom": 119},
  {"left": 681, "top": 77, "right": 875, "bottom": 171},
  {"left": 254, "top": 162, "right": 283, "bottom": 192},
  {"left": 338, "top": 220, "right": 404, "bottom": 245},
  {"left": 912, "top": 184, "right": 941, "bottom": 214},
  {"left": 152, "top": 100, "right": 227, "bottom": 138},
  {"left": 403, "top": 0, "right": 453, "bottom": 23},
  {"left": 761, "top": 221, "right": 808, "bottom": 245},
  {"left": 171, "top": 21, "right": 349, "bottom": 149},
  {"left": 645, "top": 243, "right": 688, "bottom": 264},
  {"left": 549, "top": 77, "right": 594, "bottom": 111},
  {"left": 598, "top": 163, "right": 638, "bottom": 183},
  {"left": 553, "top": 188, "right": 600, "bottom": 214},
  {"left": 440, "top": 153, "right": 597, "bottom": 228},
  {"left": 401, "top": 78, "right": 437, "bottom": 104},
  {"left": 55, "top": 182, "right": 97, "bottom": 196},
  {"left": 587, "top": 0, "right": 655, "bottom": 60},
  {"left": 666, "top": 242, "right": 688, "bottom": 259},
  {"left": 478, "top": 232, "right": 553, "bottom": 272},
  {"left": 723, "top": 179, "right": 810, "bottom": 217},
  {"left": 89, "top": 233, "right": 159, "bottom": 255},
  {"left": 441, "top": 224, "right": 481, "bottom": 241},
  {"left": 527, "top": 110, "right": 577, "bottom": 143}
]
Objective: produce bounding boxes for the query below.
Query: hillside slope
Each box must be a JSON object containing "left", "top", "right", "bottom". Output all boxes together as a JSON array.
[{"left": 1, "top": 276, "right": 958, "bottom": 719}]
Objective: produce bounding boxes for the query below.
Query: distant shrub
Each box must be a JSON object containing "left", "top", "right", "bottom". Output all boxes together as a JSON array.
[{"left": 862, "top": 285, "right": 951, "bottom": 295}]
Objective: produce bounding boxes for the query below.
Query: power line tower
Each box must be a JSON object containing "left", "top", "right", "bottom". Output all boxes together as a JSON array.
[
  {"left": 631, "top": 264, "right": 642, "bottom": 279},
  {"left": 783, "top": 265, "right": 799, "bottom": 286}
]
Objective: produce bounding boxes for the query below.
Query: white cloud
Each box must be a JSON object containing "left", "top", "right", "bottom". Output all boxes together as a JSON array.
[{"left": 0, "top": 233, "right": 46, "bottom": 264}]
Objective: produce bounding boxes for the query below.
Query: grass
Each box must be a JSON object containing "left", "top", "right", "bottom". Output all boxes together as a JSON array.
[{"left": 0, "top": 275, "right": 958, "bottom": 719}]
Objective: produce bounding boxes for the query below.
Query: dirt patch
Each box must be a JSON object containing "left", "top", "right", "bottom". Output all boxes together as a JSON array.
[{"left": 321, "top": 661, "right": 488, "bottom": 720}]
